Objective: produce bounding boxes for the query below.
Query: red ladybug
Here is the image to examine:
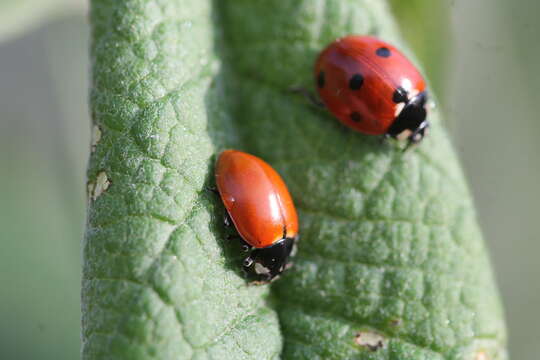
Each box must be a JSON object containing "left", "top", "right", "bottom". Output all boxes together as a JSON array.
[
  {"left": 315, "top": 35, "right": 429, "bottom": 146},
  {"left": 215, "top": 150, "right": 299, "bottom": 282}
]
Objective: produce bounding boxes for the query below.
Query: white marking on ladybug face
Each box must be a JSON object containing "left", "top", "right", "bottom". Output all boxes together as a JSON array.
[
  {"left": 394, "top": 102, "right": 405, "bottom": 117},
  {"left": 401, "top": 78, "right": 412, "bottom": 92},
  {"left": 254, "top": 262, "right": 271, "bottom": 275},
  {"left": 243, "top": 257, "right": 254, "bottom": 267},
  {"left": 396, "top": 129, "right": 413, "bottom": 141}
]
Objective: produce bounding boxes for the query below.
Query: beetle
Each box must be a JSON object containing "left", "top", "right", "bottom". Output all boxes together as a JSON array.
[
  {"left": 215, "top": 150, "right": 299, "bottom": 282},
  {"left": 314, "top": 35, "right": 430, "bottom": 147}
]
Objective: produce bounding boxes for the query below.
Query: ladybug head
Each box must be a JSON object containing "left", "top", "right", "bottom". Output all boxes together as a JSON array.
[
  {"left": 243, "top": 237, "right": 295, "bottom": 282},
  {"left": 387, "top": 91, "right": 430, "bottom": 146}
]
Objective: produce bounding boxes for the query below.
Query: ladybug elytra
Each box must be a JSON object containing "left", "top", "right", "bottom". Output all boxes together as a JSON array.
[
  {"left": 315, "top": 35, "right": 430, "bottom": 146},
  {"left": 215, "top": 150, "right": 299, "bottom": 282}
]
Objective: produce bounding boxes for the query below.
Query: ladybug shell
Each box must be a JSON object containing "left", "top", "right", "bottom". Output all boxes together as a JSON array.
[
  {"left": 215, "top": 150, "right": 298, "bottom": 248},
  {"left": 315, "top": 35, "right": 426, "bottom": 135}
]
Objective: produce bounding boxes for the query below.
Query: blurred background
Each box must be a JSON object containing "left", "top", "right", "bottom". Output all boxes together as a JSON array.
[{"left": 0, "top": 0, "right": 537, "bottom": 358}]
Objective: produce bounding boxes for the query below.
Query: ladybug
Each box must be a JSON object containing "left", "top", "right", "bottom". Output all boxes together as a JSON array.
[
  {"left": 315, "top": 35, "right": 430, "bottom": 146},
  {"left": 215, "top": 150, "right": 299, "bottom": 282}
]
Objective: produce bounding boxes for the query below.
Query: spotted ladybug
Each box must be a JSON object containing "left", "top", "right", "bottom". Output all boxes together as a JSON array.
[
  {"left": 215, "top": 150, "right": 299, "bottom": 282},
  {"left": 315, "top": 35, "right": 430, "bottom": 146}
]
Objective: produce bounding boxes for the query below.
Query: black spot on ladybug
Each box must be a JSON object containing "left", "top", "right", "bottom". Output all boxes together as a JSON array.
[
  {"left": 376, "top": 47, "right": 391, "bottom": 58},
  {"left": 350, "top": 112, "right": 363, "bottom": 122},
  {"left": 349, "top": 74, "right": 364, "bottom": 90},
  {"left": 317, "top": 71, "right": 325, "bottom": 88},
  {"left": 392, "top": 87, "right": 408, "bottom": 103}
]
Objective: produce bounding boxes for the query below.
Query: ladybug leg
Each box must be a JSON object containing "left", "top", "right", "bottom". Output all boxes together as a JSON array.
[
  {"left": 222, "top": 211, "right": 239, "bottom": 239},
  {"left": 289, "top": 87, "right": 325, "bottom": 109},
  {"left": 240, "top": 242, "right": 253, "bottom": 253},
  {"left": 223, "top": 212, "right": 232, "bottom": 227},
  {"left": 206, "top": 186, "right": 218, "bottom": 194},
  {"left": 226, "top": 232, "right": 252, "bottom": 253},
  {"left": 284, "top": 261, "right": 294, "bottom": 271},
  {"left": 403, "top": 121, "right": 430, "bottom": 152},
  {"left": 403, "top": 134, "right": 420, "bottom": 152},
  {"left": 379, "top": 133, "right": 392, "bottom": 145},
  {"left": 403, "top": 139, "right": 418, "bottom": 153},
  {"left": 225, "top": 233, "right": 240, "bottom": 241}
]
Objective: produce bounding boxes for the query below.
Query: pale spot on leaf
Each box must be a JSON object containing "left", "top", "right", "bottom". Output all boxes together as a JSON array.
[
  {"left": 354, "top": 331, "right": 385, "bottom": 352},
  {"left": 90, "top": 171, "right": 110, "bottom": 201},
  {"left": 91, "top": 125, "right": 102, "bottom": 152}
]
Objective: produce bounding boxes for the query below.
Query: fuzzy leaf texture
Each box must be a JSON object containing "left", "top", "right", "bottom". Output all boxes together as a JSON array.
[{"left": 83, "top": 0, "right": 507, "bottom": 359}]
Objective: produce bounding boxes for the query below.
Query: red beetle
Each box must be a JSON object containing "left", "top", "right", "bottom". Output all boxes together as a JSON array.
[
  {"left": 315, "top": 35, "right": 429, "bottom": 146},
  {"left": 215, "top": 150, "right": 298, "bottom": 282}
]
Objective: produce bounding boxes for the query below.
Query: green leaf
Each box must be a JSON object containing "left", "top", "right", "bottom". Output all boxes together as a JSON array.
[
  {"left": 389, "top": 0, "right": 452, "bottom": 100},
  {"left": 83, "top": 0, "right": 507, "bottom": 359}
]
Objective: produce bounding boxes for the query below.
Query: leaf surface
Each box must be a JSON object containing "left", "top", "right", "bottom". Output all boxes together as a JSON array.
[{"left": 84, "top": 0, "right": 507, "bottom": 359}]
